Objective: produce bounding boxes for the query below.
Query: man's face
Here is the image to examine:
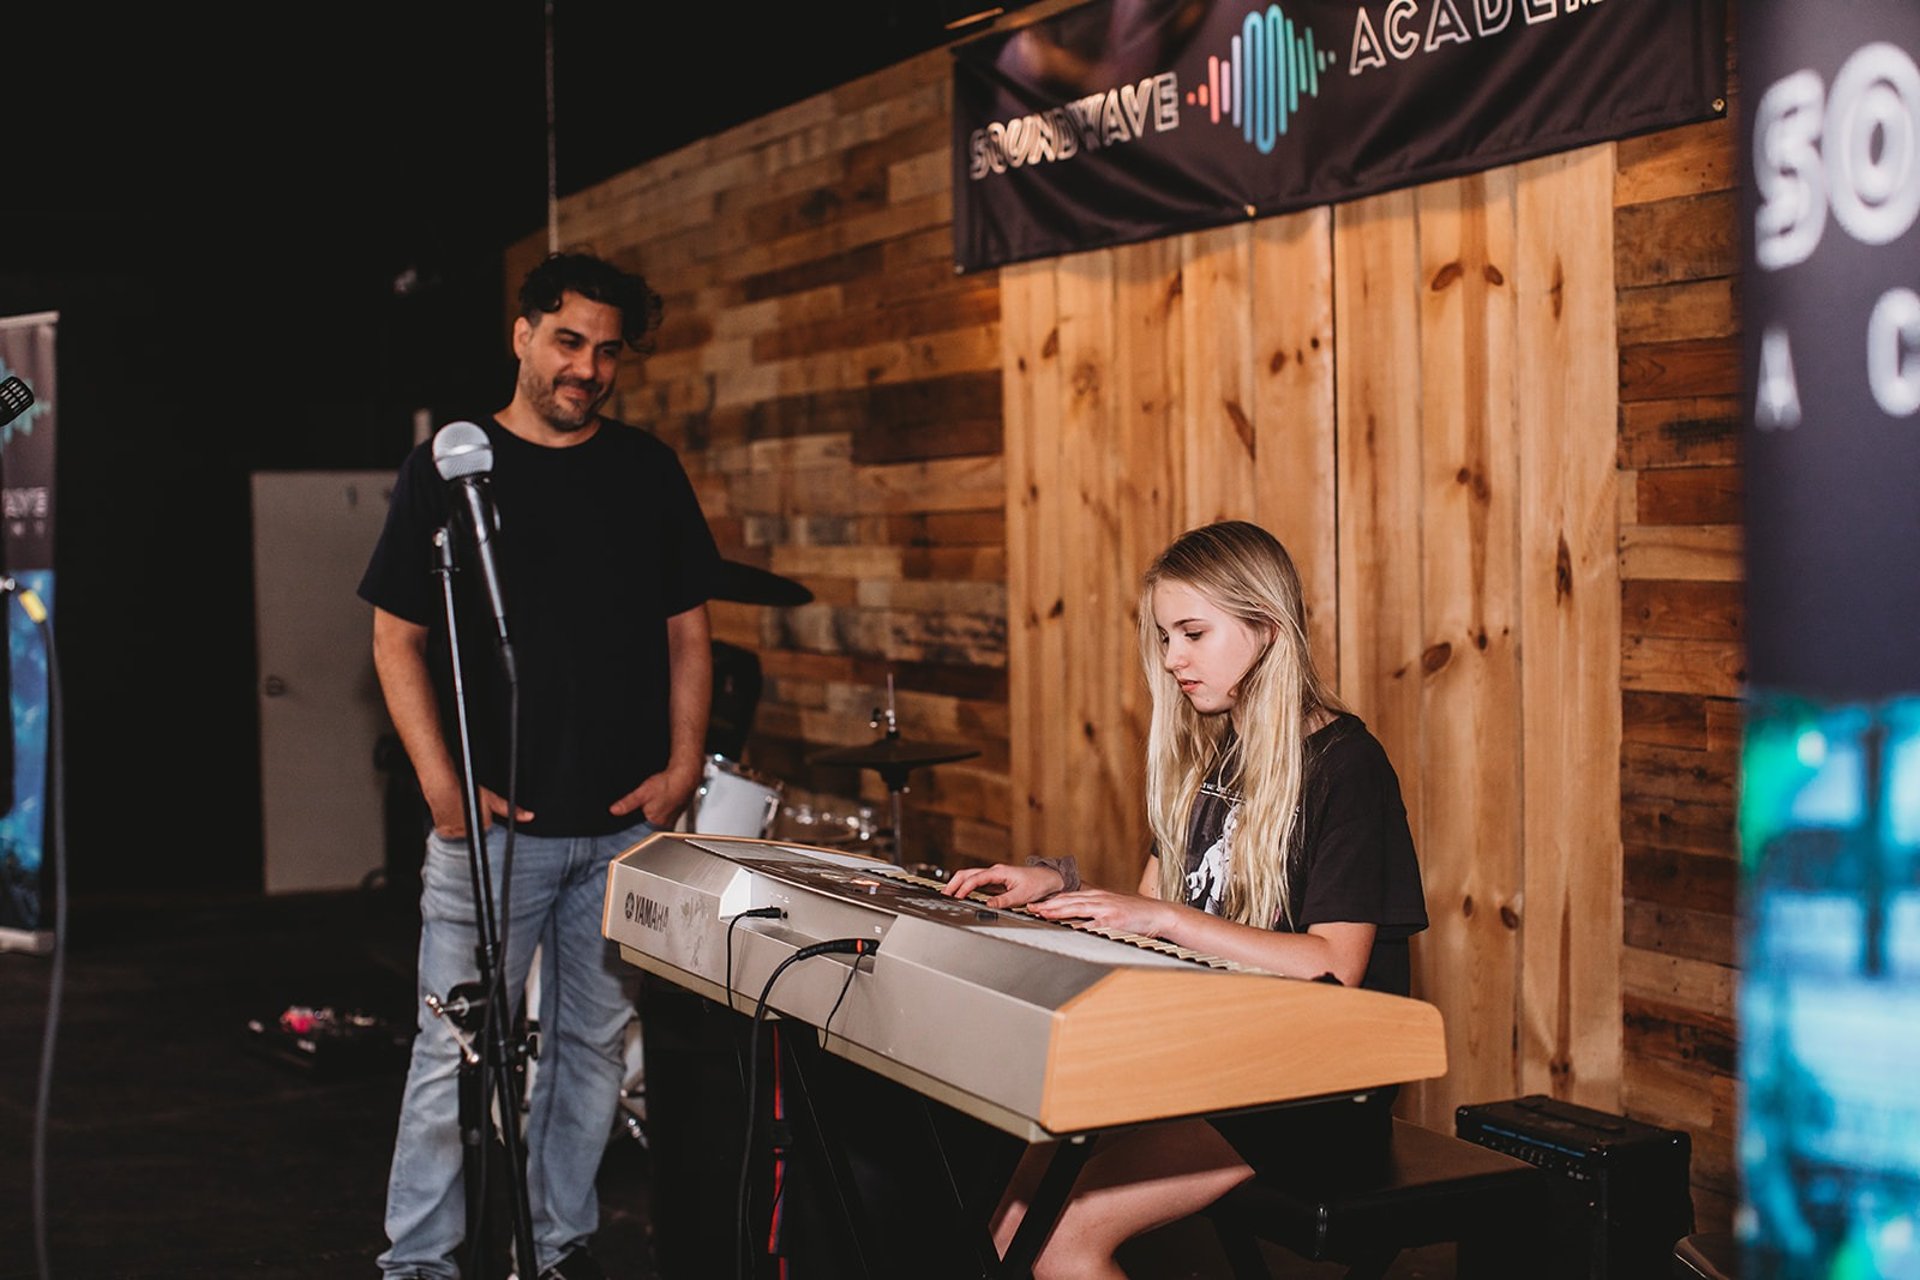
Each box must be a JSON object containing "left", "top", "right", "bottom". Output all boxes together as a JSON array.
[{"left": 512, "top": 290, "right": 624, "bottom": 432}]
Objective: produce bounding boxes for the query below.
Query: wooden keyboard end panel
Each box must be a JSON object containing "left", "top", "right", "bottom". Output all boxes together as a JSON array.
[{"left": 1036, "top": 971, "right": 1448, "bottom": 1135}]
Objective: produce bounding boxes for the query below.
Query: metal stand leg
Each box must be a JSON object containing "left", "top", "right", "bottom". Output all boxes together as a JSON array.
[
  {"left": 429, "top": 523, "right": 539, "bottom": 1279},
  {"left": 998, "top": 1138, "right": 1094, "bottom": 1280},
  {"left": 776, "top": 1029, "right": 879, "bottom": 1280},
  {"left": 426, "top": 979, "right": 539, "bottom": 1279}
]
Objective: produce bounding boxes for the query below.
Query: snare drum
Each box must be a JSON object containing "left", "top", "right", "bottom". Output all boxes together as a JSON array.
[{"left": 686, "top": 754, "right": 783, "bottom": 838}]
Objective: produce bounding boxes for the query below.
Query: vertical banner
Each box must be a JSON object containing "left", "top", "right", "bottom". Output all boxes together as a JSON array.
[
  {"left": 1738, "top": 3, "right": 1920, "bottom": 1276},
  {"left": 0, "top": 312, "right": 56, "bottom": 949}
]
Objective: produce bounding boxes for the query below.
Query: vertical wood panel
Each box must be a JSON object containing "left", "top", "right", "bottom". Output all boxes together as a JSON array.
[
  {"left": 1030, "top": 261, "right": 1069, "bottom": 860},
  {"left": 1515, "top": 144, "right": 1624, "bottom": 1109},
  {"left": 1181, "top": 223, "right": 1258, "bottom": 527},
  {"left": 1005, "top": 262, "right": 1064, "bottom": 861},
  {"left": 1333, "top": 189, "right": 1426, "bottom": 838},
  {"left": 1105, "top": 235, "right": 1189, "bottom": 883},
  {"left": 1408, "top": 171, "right": 1525, "bottom": 1125},
  {"left": 1003, "top": 261, "right": 1044, "bottom": 863},
  {"left": 1055, "top": 255, "right": 1127, "bottom": 880},
  {"left": 1249, "top": 208, "right": 1339, "bottom": 681}
]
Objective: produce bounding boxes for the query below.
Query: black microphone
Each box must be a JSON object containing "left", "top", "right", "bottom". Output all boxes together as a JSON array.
[
  {"left": 432, "top": 420, "right": 516, "bottom": 678},
  {"left": 0, "top": 376, "right": 33, "bottom": 428}
]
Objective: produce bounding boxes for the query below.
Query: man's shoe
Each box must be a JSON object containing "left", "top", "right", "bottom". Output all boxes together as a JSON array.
[{"left": 540, "top": 1247, "right": 607, "bottom": 1280}]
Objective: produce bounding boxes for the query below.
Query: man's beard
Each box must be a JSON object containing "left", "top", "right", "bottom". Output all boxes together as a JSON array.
[{"left": 526, "top": 370, "right": 608, "bottom": 431}]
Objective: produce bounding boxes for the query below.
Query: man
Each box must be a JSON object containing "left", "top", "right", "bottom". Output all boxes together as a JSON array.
[{"left": 360, "top": 251, "right": 719, "bottom": 1280}]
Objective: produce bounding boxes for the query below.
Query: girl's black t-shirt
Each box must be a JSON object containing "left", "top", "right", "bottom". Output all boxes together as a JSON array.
[{"left": 1180, "top": 713, "right": 1429, "bottom": 994}]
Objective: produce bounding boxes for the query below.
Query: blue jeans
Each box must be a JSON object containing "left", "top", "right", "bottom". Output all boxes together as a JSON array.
[{"left": 379, "top": 818, "right": 655, "bottom": 1279}]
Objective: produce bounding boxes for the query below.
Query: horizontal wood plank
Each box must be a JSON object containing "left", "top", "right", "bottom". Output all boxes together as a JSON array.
[
  {"left": 1622, "top": 1050, "right": 1735, "bottom": 1137},
  {"left": 1622, "top": 796, "right": 1736, "bottom": 859},
  {"left": 1618, "top": 277, "right": 1738, "bottom": 346},
  {"left": 1635, "top": 465, "right": 1741, "bottom": 525},
  {"left": 1616, "top": 117, "right": 1736, "bottom": 207},
  {"left": 1619, "top": 525, "right": 1743, "bottom": 582},
  {"left": 1623, "top": 690, "right": 1708, "bottom": 749},
  {"left": 1626, "top": 845, "right": 1738, "bottom": 916},
  {"left": 1623, "top": 579, "right": 1744, "bottom": 641},
  {"left": 1620, "top": 338, "right": 1741, "bottom": 402},
  {"left": 1614, "top": 191, "right": 1738, "bottom": 287},
  {"left": 1624, "top": 900, "right": 1736, "bottom": 968},
  {"left": 1623, "top": 992, "right": 1736, "bottom": 1075},
  {"left": 750, "top": 286, "right": 999, "bottom": 364},
  {"left": 1618, "top": 397, "right": 1741, "bottom": 470},
  {"left": 851, "top": 654, "right": 1009, "bottom": 703},
  {"left": 1622, "top": 636, "right": 1746, "bottom": 697},
  {"left": 1622, "top": 944, "right": 1736, "bottom": 1021},
  {"left": 1622, "top": 739, "right": 1738, "bottom": 807},
  {"left": 881, "top": 510, "right": 1006, "bottom": 547}
]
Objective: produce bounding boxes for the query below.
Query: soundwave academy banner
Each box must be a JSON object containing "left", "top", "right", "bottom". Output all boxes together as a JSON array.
[
  {"left": 0, "top": 312, "right": 55, "bottom": 946},
  {"left": 1736, "top": 2, "right": 1920, "bottom": 1275},
  {"left": 953, "top": 0, "right": 1726, "bottom": 272}
]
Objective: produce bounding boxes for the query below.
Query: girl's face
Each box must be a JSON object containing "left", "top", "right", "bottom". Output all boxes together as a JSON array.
[{"left": 1151, "top": 580, "right": 1270, "bottom": 717}]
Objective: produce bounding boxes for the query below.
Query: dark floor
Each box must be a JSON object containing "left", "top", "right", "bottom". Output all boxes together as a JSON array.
[
  {"left": 0, "top": 888, "right": 1452, "bottom": 1280},
  {"left": 0, "top": 887, "right": 654, "bottom": 1280}
]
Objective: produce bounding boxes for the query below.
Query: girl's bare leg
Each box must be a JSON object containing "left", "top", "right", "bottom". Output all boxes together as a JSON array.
[{"left": 989, "top": 1119, "right": 1254, "bottom": 1280}]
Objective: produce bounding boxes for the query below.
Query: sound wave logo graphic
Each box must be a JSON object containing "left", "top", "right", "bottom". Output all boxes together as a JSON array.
[{"left": 1186, "top": 4, "right": 1337, "bottom": 154}]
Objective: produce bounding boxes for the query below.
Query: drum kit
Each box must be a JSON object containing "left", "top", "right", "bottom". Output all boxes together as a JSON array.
[
  {"left": 683, "top": 560, "right": 981, "bottom": 870},
  {"left": 621, "top": 558, "right": 981, "bottom": 1146}
]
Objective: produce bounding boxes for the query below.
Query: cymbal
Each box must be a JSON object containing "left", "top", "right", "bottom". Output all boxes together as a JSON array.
[
  {"left": 713, "top": 559, "right": 813, "bottom": 607},
  {"left": 807, "top": 736, "right": 981, "bottom": 772}
]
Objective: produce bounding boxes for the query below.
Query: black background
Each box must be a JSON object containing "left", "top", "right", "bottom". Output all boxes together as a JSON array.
[{"left": 0, "top": 2, "right": 1021, "bottom": 904}]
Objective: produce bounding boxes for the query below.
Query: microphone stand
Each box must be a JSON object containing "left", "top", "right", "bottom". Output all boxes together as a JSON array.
[{"left": 427, "top": 523, "right": 539, "bottom": 1280}]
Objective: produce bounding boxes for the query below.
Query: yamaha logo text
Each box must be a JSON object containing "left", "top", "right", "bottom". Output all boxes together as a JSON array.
[{"left": 623, "top": 891, "right": 669, "bottom": 933}]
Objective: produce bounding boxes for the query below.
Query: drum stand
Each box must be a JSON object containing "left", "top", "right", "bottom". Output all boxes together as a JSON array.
[
  {"left": 871, "top": 709, "right": 914, "bottom": 868},
  {"left": 807, "top": 675, "right": 979, "bottom": 873}
]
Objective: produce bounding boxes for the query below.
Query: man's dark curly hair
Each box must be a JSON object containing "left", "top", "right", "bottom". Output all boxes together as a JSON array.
[{"left": 517, "top": 251, "right": 665, "bottom": 352}]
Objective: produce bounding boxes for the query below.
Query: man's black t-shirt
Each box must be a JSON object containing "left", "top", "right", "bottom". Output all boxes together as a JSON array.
[
  {"left": 1180, "top": 713, "right": 1428, "bottom": 994},
  {"left": 358, "top": 416, "right": 720, "bottom": 837}
]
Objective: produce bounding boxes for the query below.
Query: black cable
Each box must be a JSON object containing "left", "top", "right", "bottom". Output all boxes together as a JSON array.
[
  {"left": 10, "top": 582, "right": 60, "bottom": 1280},
  {"left": 821, "top": 955, "right": 861, "bottom": 1042},
  {"left": 725, "top": 907, "right": 785, "bottom": 1097},
  {"left": 727, "top": 908, "right": 785, "bottom": 1017},
  {"left": 735, "top": 938, "right": 878, "bottom": 1280},
  {"left": 736, "top": 915, "right": 814, "bottom": 1280}
]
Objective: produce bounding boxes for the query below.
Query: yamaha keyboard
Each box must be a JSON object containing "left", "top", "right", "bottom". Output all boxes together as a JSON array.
[{"left": 603, "top": 832, "right": 1447, "bottom": 1141}]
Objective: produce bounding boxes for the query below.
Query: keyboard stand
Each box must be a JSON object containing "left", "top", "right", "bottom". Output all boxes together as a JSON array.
[{"left": 774, "top": 1022, "right": 1099, "bottom": 1280}]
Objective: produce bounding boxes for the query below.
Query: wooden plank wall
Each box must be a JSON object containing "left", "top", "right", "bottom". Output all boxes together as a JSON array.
[
  {"left": 523, "top": 52, "right": 1016, "bottom": 868},
  {"left": 1613, "top": 106, "right": 1743, "bottom": 1231},
  {"left": 1003, "top": 213, "right": 1339, "bottom": 877},
  {"left": 1004, "top": 152, "right": 1623, "bottom": 1137},
  {"left": 534, "top": 27, "right": 1743, "bottom": 1232}
]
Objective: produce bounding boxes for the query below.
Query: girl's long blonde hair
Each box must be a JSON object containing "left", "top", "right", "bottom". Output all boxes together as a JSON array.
[{"left": 1139, "top": 521, "right": 1343, "bottom": 928}]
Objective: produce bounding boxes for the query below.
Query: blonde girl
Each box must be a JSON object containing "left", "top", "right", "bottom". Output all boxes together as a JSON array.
[{"left": 944, "top": 520, "right": 1428, "bottom": 1279}]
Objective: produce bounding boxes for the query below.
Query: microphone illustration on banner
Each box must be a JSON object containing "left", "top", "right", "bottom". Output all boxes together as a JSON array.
[
  {"left": 0, "top": 375, "right": 47, "bottom": 623},
  {"left": 431, "top": 420, "right": 516, "bottom": 679},
  {"left": 0, "top": 375, "right": 35, "bottom": 428}
]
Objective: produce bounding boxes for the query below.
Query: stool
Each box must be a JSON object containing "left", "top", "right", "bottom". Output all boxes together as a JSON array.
[
  {"left": 1673, "top": 1231, "right": 1740, "bottom": 1279},
  {"left": 1204, "top": 1117, "right": 1551, "bottom": 1280}
]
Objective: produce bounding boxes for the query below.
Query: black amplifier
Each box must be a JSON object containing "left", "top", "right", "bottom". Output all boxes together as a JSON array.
[{"left": 1455, "top": 1094, "right": 1695, "bottom": 1280}]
